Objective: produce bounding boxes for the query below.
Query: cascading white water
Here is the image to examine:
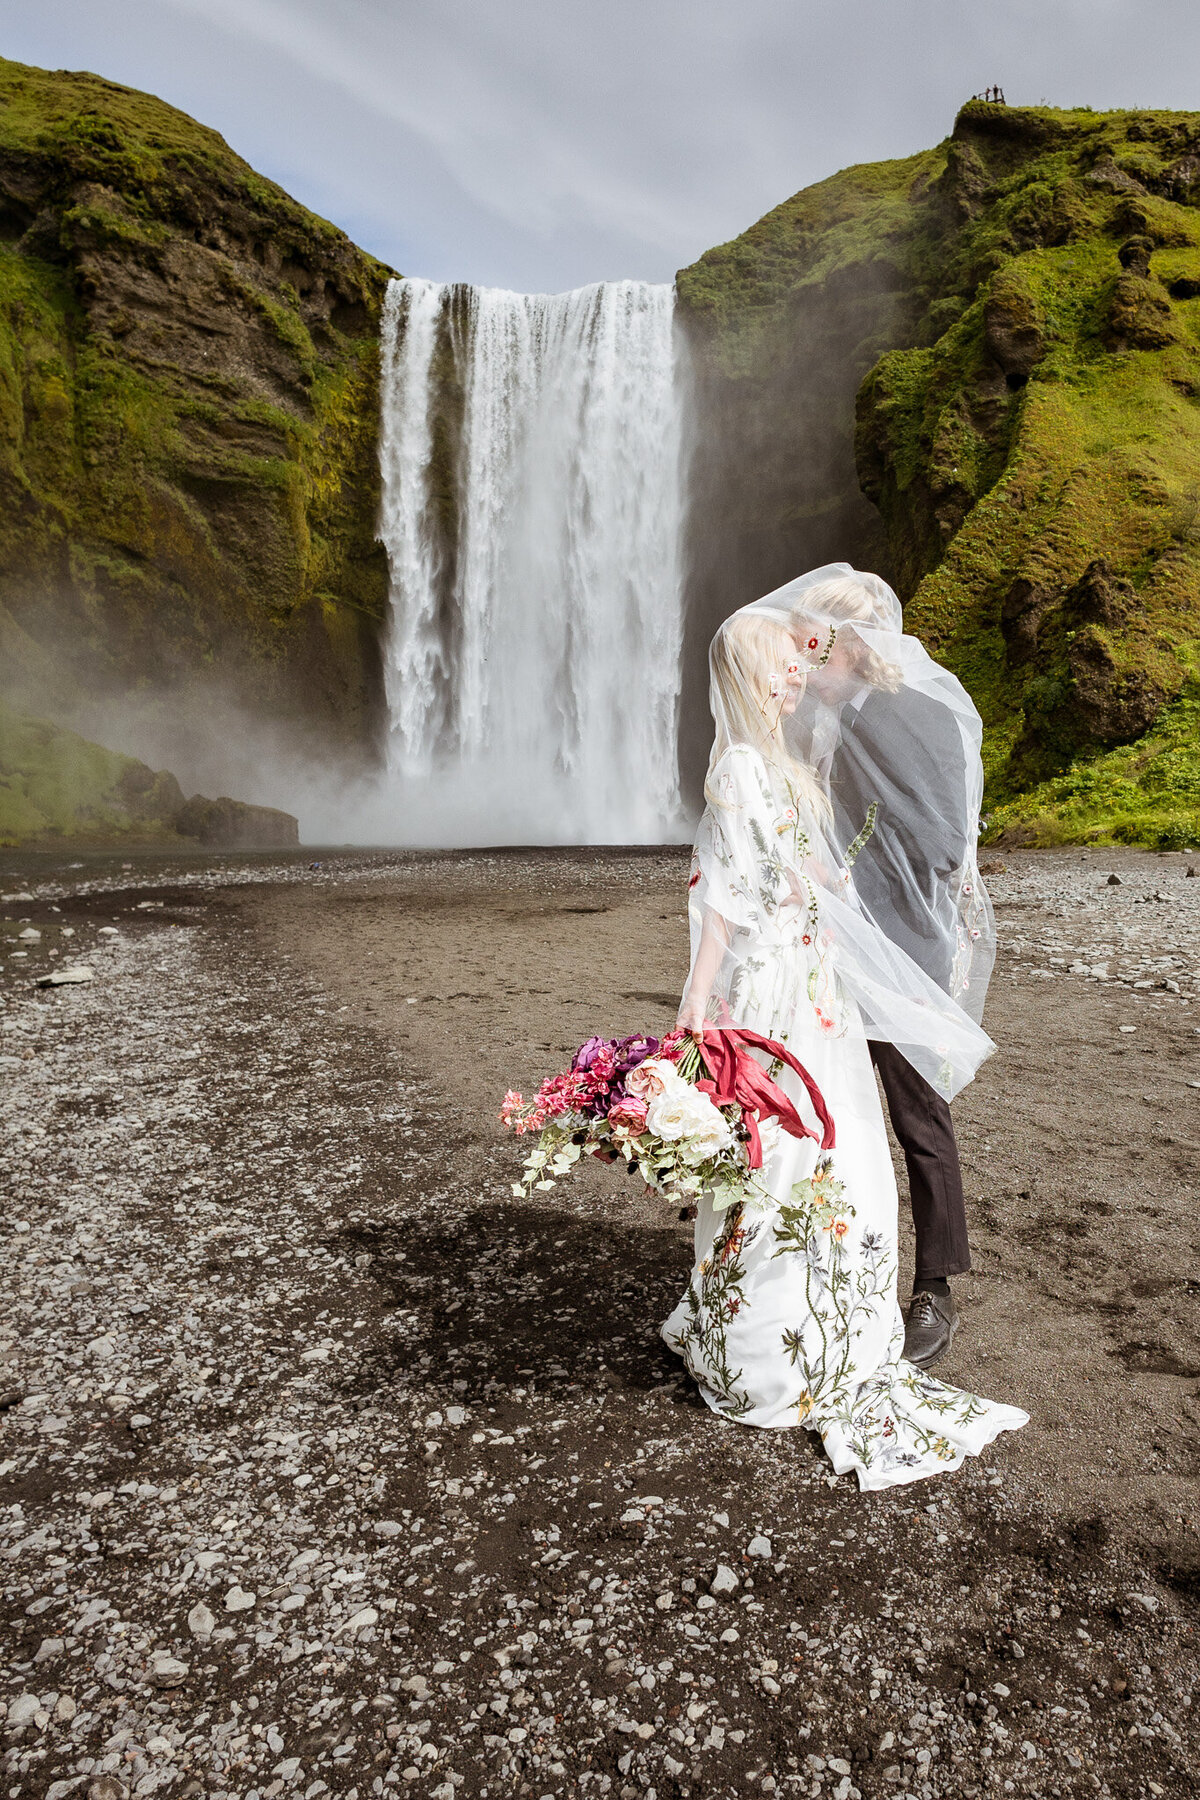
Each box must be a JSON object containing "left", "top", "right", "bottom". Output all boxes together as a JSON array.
[{"left": 377, "top": 277, "right": 687, "bottom": 844}]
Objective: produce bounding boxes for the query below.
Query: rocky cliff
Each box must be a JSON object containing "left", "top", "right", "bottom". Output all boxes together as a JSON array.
[
  {"left": 678, "top": 103, "right": 1200, "bottom": 847},
  {"left": 0, "top": 54, "right": 393, "bottom": 781},
  {"left": 2, "top": 60, "right": 1198, "bottom": 849}
]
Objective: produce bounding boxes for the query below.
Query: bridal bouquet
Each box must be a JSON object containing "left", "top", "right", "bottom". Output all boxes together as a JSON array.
[{"left": 500, "top": 1025, "right": 834, "bottom": 1213}]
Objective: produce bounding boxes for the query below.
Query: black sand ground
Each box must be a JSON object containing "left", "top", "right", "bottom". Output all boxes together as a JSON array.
[{"left": 1, "top": 845, "right": 1197, "bottom": 1800}]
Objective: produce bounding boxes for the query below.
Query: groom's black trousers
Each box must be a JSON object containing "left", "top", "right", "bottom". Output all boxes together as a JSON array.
[{"left": 869, "top": 1041, "right": 971, "bottom": 1281}]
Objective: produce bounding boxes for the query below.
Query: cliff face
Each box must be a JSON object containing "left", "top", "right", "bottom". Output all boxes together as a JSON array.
[
  {"left": 2, "top": 61, "right": 1197, "bottom": 849},
  {"left": 0, "top": 56, "right": 393, "bottom": 774},
  {"left": 675, "top": 150, "right": 939, "bottom": 786},
  {"left": 678, "top": 104, "right": 1200, "bottom": 848}
]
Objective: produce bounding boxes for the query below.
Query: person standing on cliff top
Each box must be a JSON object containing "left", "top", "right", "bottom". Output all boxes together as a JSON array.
[{"left": 752, "top": 564, "right": 996, "bottom": 1368}]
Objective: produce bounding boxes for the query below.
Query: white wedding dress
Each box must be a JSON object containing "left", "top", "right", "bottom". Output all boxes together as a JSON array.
[{"left": 662, "top": 744, "right": 1028, "bottom": 1490}]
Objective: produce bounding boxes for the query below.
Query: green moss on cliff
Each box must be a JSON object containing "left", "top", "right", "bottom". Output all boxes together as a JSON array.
[
  {"left": 0, "top": 54, "right": 394, "bottom": 757},
  {"left": 866, "top": 106, "right": 1200, "bottom": 844},
  {"left": 984, "top": 676, "right": 1200, "bottom": 848},
  {"left": 679, "top": 101, "right": 1200, "bottom": 842},
  {"left": 674, "top": 148, "right": 949, "bottom": 781},
  {"left": 679, "top": 148, "right": 946, "bottom": 352},
  {"left": 0, "top": 698, "right": 299, "bottom": 847},
  {"left": 0, "top": 697, "right": 188, "bottom": 844}
]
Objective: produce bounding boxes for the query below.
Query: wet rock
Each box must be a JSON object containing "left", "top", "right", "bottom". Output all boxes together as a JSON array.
[{"left": 36, "top": 964, "right": 95, "bottom": 987}]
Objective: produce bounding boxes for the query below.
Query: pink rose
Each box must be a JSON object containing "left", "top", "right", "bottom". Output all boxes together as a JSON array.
[
  {"left": 625, "top": 1062, "right": 667, "bottom": 1100},
  {"left": 607, "top": 1095, "right": 649, "bottom": 1134}
]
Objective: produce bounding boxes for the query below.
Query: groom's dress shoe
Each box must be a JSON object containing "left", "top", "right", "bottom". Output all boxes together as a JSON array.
[{"left": 903, "top": 1289, "right": 959, "bottom": 1368}]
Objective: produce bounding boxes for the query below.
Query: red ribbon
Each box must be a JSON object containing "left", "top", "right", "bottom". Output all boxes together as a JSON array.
[{"left": 695, "top": 1026, "right": 835, "bottom": 1169}]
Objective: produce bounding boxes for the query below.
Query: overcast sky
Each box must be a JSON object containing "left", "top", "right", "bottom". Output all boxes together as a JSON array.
[{"left": 3, "top": 1, "right": 1198, "bottom": 293}]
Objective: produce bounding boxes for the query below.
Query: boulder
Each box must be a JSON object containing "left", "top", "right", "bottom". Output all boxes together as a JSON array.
[
  {"left": 173, "top": 794, "right": 299, "bottom": 850},
  {"left": 1106, "top": 273, "right": 1177, "bottom": 350}
]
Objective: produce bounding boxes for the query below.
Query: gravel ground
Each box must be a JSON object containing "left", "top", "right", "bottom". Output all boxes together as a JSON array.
[{"left": 1, "top": 845, "right": 1197, "bottom": 1800}]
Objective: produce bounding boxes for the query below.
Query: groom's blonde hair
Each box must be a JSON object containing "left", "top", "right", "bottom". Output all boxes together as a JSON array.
[{"left": 789, "top": 576, "right": 902, "bottom": 692}]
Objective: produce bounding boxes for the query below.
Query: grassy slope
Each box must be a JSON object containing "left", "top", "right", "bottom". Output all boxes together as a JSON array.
[
  {"left": 678, "top": 147, "right": 946, "bottom": 356},
  {"left": 0, "top": 699, "right": 303, "bottom": 847},
  {"left": 0, "top": 56, "right": 392, "bottom": 747},
  {"left": 862, "top": 105, "right": 1200, "bottom": 848},
  {"left": 0, "top": 697, "right": 188, "bottom": 845},
  {"left": 680, "top": 104, "right": 1200, "bottom": 848},
  {"left": 673, "top": 149, "right": 949, "bottom": 787}
]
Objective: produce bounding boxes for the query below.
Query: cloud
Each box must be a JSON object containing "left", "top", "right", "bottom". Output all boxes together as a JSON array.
[{"left": 3, "top": 0, "right": 1200, "bottom": 289}]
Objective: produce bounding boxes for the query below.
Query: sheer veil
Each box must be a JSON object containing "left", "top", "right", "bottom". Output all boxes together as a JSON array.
[
  {"left": 683, "top": 565, "right": 997, "bottom": 1099},
  {"left": 754, "top": 563, "right": 996, "bottom": 1022}
]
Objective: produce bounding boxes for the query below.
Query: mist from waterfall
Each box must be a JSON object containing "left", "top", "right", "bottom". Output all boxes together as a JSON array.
[{"left": 377, "top": 277, "right": 687, "bottom": 845}]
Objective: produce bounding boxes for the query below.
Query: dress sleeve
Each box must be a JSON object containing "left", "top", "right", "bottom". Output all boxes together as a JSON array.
[{"left": 693, "top": 746, "right": 793, "bottom": 936}]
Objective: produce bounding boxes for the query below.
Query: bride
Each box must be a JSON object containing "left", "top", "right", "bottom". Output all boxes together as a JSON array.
[{"left": 663, "top": 591, "right": 1027, "bottom": 1490}]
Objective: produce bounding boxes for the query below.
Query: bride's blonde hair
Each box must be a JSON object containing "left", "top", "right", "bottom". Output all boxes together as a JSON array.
[{"left": 705, "top": 610, "right": 831, "bottom": 822}]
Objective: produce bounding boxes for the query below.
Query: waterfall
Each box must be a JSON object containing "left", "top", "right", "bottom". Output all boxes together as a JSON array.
[{"left": 377, "top": 277, "right": 687, "bottom": 844}]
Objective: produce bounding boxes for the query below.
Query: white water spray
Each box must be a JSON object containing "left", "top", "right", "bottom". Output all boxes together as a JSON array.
[{"left": 378, "top": 277, "right": 686, "bottom": 844}]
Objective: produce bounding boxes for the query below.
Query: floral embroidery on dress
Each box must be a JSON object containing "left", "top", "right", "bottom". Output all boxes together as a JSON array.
[{"left": 669, "top": 1200, "right": 758, "bottom": 1416}]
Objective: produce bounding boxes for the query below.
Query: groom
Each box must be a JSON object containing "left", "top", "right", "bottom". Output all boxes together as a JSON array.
[{"left": 793, "top": 592, "right": 980, "bottom": 1369}]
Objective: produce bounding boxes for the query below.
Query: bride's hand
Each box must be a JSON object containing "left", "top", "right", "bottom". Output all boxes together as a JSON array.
[{"left": 676, "top": 1000, "right": 708, "bottom": 1035}]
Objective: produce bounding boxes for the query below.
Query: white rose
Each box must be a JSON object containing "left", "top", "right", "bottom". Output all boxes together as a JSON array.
[
  {"left": 683, "top": 1114, "right": 734, "bottom": 1161},
  {"left": 647, "top": 1082, "right": 733, "bottom": 1158}
]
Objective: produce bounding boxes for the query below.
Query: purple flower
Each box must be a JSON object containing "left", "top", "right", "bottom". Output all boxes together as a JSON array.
[
  {"left": 571, "top": 1035, "right": 610, "bottom": 1073},
  {"left": 614, "top": 1033, "right": 659, "bottom": 1073}
]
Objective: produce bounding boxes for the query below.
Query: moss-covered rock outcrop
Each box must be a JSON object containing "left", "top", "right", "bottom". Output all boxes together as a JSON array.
[
  {"left": 0, "top": 54, "right": 393, "bottom": 767},
  {"left": 0, "top": 700, "right": 297, "bottom": 847},
  {"left": 678, "top": 103, "right": 1200, "bottom": 847}
]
